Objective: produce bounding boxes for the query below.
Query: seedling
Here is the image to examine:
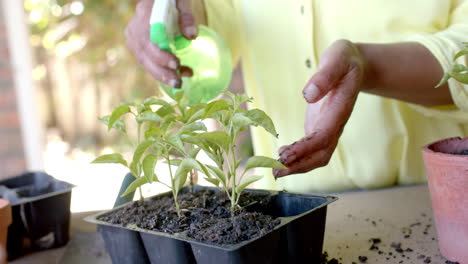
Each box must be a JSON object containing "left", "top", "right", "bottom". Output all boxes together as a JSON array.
[
  {"left": 92, "top": 91, "right": 286, "bottom": 217},
  {"left": 92, "top": 92, "right": 210, "bottom": 216},
  {"left": 183, "top": 92, "right": 287, "bottom": 215},
  {"left": 436, "top": 42, "right": 468, "bottom": 87}
]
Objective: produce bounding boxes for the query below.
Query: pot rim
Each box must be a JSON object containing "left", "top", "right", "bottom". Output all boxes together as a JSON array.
[{"left": 422, "top": 137, "right": 468, "bottom": 158}]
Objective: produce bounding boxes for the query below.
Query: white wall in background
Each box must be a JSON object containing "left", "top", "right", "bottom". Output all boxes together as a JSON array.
[{"left": 2, "top": 0, "right": 44, "bottom": 170}]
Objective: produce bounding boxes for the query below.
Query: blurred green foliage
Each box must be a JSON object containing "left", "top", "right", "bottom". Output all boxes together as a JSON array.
[{"left": 26, "top": 0, "right": 159, "bottom": 101}]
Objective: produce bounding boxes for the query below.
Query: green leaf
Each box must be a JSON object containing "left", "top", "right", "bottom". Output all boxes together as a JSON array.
[
  {"left": 142, "top": 155, "right": 158, "bottom": 182},
  {"left": 207, "top": 152, "right": 222, "bottom": 168},
  {"left": 196, "top": 161, "right": 211, "bottom": 178},
  {"left": 181, "top": 122, "right": 207, "bottom": 133},
  {"left": 173, "top": 90, "right": 185, "bottom": 103},
  {"left": 156, "top": 104, "right": 175, "bottom": 117},
  {"left": 246, "top": 109, "right": 278, "bottom": 137},
  {"left": 99, "top": 116, "right": 126, "bottom": 133},
  {"left": 197, "top": 131, "right": 231, "bottom": 152},
  {"left": 174, "top": 158, "right": 201, "bottom": 190},
  {"left": 206, "top": 165, "right": 226, "bottom": 186},
  {"left": 454, "top": 48, "right": 468, "bottom": 61},
  {"left": 232, "top": 113, "right": 253, "bottom": 133},
  {"left": 180, "top": 134, "right": 202, "bottom": 145},
  {"left": 143, "top": 97, "right": 171, "bottom": 107},
  {"left": 186, "top": 108, "right": 205, "bottom": 124},
  {"left": 234, "top": 94, "right": 252, "bottom": 107},
  {"left": 188, "top": 147, "right": 201, "bottom": 158},
  {"left": 205, "top": 178, "right": 220, "bottom": 187},
  {"left": 450, "top": 71, "right": 468, "bottom": 85},
  {"left": 236, "top": 175, "right": 263, "bottom": 193},
  {"left": 137, "top": 111, "right": 161, "bottom": 123},
  {"left": 166, "top": 159, "right": 182, "bottom": 166},
  {"left": 137, "top": 103, "right": 151, "bottom": 114},
  {"left": 92, "top": 153, "right": 127, "bottom": 167},
  {"left": 203, "top": 99, "right": 230, "bottom": 118},
  {"left": 186, "top": 103, "right": 205, "bottom": 116},
  {"left": 235, "top": 159, "right": 242, "bottom": 170},
  {"left": 130, "top": 139, "right": 155, "bottom": 174},
  {"left": 174, "top": 159, "right": 210, "bottom": 188},
  {"left": 160, "top": 114, "right": 176, "bottom": 132},
  {"left": 108, "top": 105, "right": 131, "bottom": 131},
  {"left": 121, "top": 176, "right": 148, "bottom": 197},
  {"left": 244, "top": 156, "right": 287, "bottom": 173},
  {"left": 452, "top": 64, "right": 468, "bottom": 73},
  {"left": 145, "top": 127, "right": 162, "bottom": 139},
  {"left": 435, "top": 72, "right": 451, "bottom": 88},
  {"left": 166, "top": 134, "right": 186, "bottom": 155}
]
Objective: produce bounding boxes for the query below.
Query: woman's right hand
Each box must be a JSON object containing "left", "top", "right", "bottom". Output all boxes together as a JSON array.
[{"left": 125, "top": 0, "right": 198, "bottom": 88}]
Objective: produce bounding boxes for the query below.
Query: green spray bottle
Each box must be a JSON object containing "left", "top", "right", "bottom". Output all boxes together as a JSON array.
[{"left": 149, "top": 0, "right": 232, "bottom": 103}]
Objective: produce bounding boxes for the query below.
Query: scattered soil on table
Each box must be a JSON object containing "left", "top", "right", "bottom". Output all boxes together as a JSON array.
[
  {"left": 331, "top": 213, "right": 460, "bottom": 264},
  {"left": 97, "top": 189, "right": 280, "bottom": 245},
  {"left": 319, "top": 252, "right": 342, "bottom": 264}
]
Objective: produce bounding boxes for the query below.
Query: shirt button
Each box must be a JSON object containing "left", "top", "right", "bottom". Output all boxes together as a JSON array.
[{"left": 305, "top": 58, "right": 311, "bottom": 68}]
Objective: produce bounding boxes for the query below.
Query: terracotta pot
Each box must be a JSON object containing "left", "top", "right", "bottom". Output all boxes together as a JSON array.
[
  {"left": 422, "top": 137, "right": 468, "bottom": 264},
  {"left": 0, "top": 199, "right": 12, "bottom": 263}
]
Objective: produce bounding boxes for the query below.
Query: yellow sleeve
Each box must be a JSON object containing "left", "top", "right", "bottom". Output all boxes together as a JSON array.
[
  {"left": 407, "top": 0, "right": 468, "bottom": 121},
  {"left": 204, "top": 0, "right": 241, "bottom": 65}
]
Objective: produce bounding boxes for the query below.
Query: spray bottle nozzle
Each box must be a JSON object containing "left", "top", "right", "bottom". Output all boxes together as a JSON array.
[{"left": 150, "top": 0, "right": 190, "bottom": 52}]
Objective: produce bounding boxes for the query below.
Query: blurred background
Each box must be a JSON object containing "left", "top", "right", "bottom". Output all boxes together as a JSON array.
[{"left": 0, "top": 0, "right": 250, "bottom": 213}]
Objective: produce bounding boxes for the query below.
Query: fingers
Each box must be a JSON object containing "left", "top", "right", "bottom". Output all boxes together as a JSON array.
[
  {"left": 278, "top": 130, "right": 329, "bottom": 167},
  {"left": 126, "top": 0, "right": 187, "bottom": 86},
  {"left": 277, "top": 67, "right": 361, "bottom": 177},
  {"left": 176, "top": 0, "right": 198, "bottom": 39},
  {"left": 278, "top": 145, "right": 289, "bottom": 154},
  {"left": 180, "top": 66, "right": 194, "bottom": 77},
  {"left": 274, "top": 149, "right": 331, "bottom": 178},
  {"left": 303, "top": 41, "right": 351, "bottom": 103},
  {"left": 140, "top": 56, "right": 182, "bottom": 87}
]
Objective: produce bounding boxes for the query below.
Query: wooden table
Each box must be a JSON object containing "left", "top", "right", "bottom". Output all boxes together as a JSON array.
[{"left": 12, "top": 184, "right": 449, "bottom": 264}]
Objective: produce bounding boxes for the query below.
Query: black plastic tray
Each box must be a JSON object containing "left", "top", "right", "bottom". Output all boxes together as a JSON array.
[
  {"left": 0, "top": 172, "right": 73, "bottom": 260},
  {"left": 86, "top": 186, "right": 337, "bottom": 264}
]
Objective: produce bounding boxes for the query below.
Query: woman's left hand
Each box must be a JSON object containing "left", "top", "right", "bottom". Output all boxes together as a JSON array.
[{"left": 274, "top": 39, "right": 366, "bottom": 178}]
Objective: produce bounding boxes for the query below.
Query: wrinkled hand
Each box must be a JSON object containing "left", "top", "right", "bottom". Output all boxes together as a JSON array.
[
  {"left": 126, "top": 0, "right": 197, "bottom": 88},
  {"left": 274, "top": 39, "right": 366, "bottom": 178}
]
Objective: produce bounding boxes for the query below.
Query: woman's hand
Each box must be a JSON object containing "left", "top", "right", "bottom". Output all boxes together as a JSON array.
[
  {"left": 125, "top": 0, "right": 199, "bottom": 88},
  {"left": 274, "top": 39, "right": 366, "bottom": 178}
]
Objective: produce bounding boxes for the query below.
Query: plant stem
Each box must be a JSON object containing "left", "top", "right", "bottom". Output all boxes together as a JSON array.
[
  {"left": 138, "top": 186, "right": 144, "bottom": 202},
  {"left": 167, "top": 156, "right": 181, "bottom": 217},
  {"left": 229, "top": 142, "right": 239, "bottom": 216},
  {"left": 190, "top": 170, "right": 194, "bottom": 192}
]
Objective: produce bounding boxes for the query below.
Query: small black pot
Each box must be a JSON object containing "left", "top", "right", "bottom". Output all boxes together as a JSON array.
[
  {"left": 0, "top": 172, "right": 73, "bottom": 260},
  {"left": 87, "top": 186, "right": 337, "bottom": 264}
]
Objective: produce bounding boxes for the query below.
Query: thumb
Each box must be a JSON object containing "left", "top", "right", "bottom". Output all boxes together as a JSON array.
[
  {"left": 176, "top": 0, "right": 198, "bottom": 40},
  {"left": 303, "top": 44, "right": 349, "bottom": 103}
]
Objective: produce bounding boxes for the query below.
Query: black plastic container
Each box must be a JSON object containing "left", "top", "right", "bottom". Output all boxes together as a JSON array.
[
  {"left": 0, "top": 172, "right": 73, "bottom": 260},
  {"left": 87, "top": 187, "right": 336, "bottom": 264}
]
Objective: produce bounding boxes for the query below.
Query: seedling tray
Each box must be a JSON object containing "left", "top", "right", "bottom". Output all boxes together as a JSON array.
[
  {"left": 86, "top": 186, "right": 337, "bottom": 264},
  {"left": 0, "top": 172, "right": 73, "bottom": 260}
]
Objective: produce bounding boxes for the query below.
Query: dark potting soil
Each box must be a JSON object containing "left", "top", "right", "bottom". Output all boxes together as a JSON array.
[
  {"left": 97, "top": 189, "right": 280, "bottom": 245},
  {"left": 452, "top": 149, "right": 468, "bottom": 155}
]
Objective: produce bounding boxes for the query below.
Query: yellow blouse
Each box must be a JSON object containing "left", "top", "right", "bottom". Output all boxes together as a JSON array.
[{"left": 205, "top": 0, "right": 468, "bottom": 192}]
